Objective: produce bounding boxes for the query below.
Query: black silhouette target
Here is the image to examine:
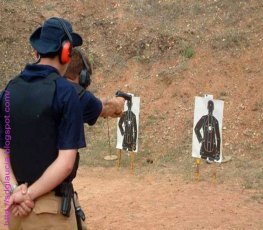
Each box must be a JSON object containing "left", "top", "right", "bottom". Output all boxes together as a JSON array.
[
  {"left": 116, "top": 95, "right": 140, "bottom": 152},
  {"left": 192, "top": 96, "right": 224, "bottom": 162}
]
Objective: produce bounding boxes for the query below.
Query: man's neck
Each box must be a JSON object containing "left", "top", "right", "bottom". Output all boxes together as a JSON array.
[
  {"left": 67, "top": 77, "right": 79, "bottom": 85},
  {"left": 38, "top": 57, "right": 65, "bottom": 76}
]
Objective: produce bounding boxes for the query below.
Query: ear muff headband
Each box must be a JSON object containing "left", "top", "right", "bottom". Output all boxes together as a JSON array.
[
  {"left": 76, "top": 48, "right": 91, "bottom": 88},
  {"left": 51, "top": 17, "right": 73, "bottom": 64}
]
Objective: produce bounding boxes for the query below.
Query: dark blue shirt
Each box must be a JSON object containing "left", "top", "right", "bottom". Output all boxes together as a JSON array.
[
  {"left": 80, "top": 91, "right": 102, "bottom": 126},
  {"left": 0, "top": 64, "right": 86, "bottom": 149}
]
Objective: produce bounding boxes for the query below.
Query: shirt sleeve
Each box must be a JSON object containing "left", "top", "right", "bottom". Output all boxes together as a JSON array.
[
  {"left": 55, "top": 79, "right": 86, "bottom": 150},
  {"left": 80, "top": 91, "right": 102, "bottom": 126}
]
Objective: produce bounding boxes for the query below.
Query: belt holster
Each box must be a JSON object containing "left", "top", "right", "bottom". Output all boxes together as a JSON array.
[
  {"left": 59, "top": 152, "right": 80, "bottom": 216},
  {"left": 60, "top": 182, "right": 73, "bottom": 217}
]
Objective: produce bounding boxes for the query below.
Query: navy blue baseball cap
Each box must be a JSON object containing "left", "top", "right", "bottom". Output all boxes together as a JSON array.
[{"left": 29, "top": 17, "right": 83, "bottom": 55}]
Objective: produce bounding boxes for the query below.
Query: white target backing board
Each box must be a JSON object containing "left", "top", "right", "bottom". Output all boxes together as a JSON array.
[
  {"left": 192, "top": 96, "right": 224, "bottom": 162},
  {"left": 116, "top": 95, "right": 140, "bottom": 153}
]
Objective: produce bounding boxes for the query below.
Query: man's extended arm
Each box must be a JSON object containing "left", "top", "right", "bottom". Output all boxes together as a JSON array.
[{"left": 100, "top": 97, "right": 125, "bottom": 118}]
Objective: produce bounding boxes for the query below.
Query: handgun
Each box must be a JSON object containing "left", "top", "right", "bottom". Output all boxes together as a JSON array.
[
  {"left": 115, "top": 90, "right": 132, "bottom": 101},
  {"left": 61, "top": 182, "right": 73, "bottom": 217}
]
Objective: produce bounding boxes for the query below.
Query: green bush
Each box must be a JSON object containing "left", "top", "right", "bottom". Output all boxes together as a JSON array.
[{"left": 180, "top": 46, "right": 195, "bottom": 58}]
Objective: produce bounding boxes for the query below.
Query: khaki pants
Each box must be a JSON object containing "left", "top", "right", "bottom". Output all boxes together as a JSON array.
[{"left": 9, "top": 192, "right": 78, "bottom": 230}]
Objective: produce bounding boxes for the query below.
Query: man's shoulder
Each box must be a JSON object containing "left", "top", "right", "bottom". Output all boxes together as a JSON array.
[
  {"left": 54, "top": 77, "right": 81, "bottom": 106},
  {"left": 55, "top": 77, "right": 77, "bottom": 94},
  {"left": 81, "top": 91, "right": 102, "bottom": 111},
  {"left": 81, "top": 90, "right": 101, "bottom": 103},
  {"left": 55, "top": 76, "right": 74, "bottom": 89},
  {"left": 82, "top": 90, "right": 93, "bottom": 99}
]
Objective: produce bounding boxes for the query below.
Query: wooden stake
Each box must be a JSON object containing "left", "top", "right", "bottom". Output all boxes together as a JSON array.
[
  {"left": 212, "top": 162, "right": 217, "bottom": 185},
  {"left": 130, "top": 151, "right": 135, "bottom": 172},
  {"left": 195, "top": 158, "right": 201, "bottom": 181},
  {"left": 116, "top": 149, "right": 122, "bottom": 169}
]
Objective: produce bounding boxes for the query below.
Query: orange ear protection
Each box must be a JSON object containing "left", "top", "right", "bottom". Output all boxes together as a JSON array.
[
  {"left": 52, "top": 17, "right": 73, "bottom": 64},
  {"left": 60, "top": 40, "right": 72, "bottom": 64}
]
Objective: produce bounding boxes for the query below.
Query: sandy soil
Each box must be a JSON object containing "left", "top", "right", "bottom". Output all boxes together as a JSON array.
[
  {"left": 0, "top": 166, "right": 262, "bottom": 230},
  {"left": 74, "top": 166, "right": 262, "bottom": 230}
]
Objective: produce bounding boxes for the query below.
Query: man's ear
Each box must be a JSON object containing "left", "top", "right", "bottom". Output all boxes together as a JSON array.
[{"left": 33, "top": 49, "right": 41, "bottom": 63}]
